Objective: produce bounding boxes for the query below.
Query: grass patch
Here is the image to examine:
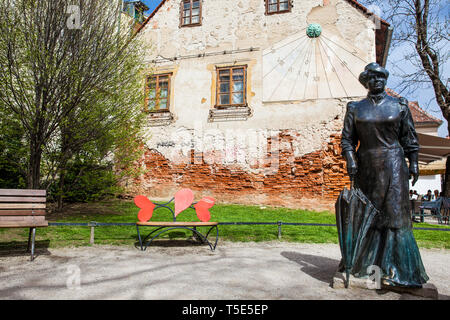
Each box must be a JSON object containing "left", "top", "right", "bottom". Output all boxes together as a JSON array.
[{"left": 0, "top": 200, "right": 448, "bottom": 249}]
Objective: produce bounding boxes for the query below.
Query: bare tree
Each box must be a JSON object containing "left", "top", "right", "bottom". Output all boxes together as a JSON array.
[
  {"left": 360, "top": 0, "right": 449, "bottom": 195},
  {"left": 0, "top": 0, "right": 148, "bottom": 189}
]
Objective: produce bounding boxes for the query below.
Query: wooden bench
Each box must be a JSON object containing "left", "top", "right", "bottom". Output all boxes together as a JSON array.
[
  {"left": 0, "top": 189, "right": 48, "bottom": 261},
  {"left": 135, "top": 198, "right": 219, "bottom": 252}
]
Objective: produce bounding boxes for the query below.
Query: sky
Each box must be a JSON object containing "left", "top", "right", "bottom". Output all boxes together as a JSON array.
[
  {"left": 140, "top": 0, "right": 448, "bottom": 137},
  {"left": 358, "top": 0, "right": 449, "bottom": 138},
  {"left": 142, "top": 0, "right": 160, "bottom": 13}
]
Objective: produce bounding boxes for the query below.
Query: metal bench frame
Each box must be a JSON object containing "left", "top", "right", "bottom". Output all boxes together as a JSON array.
[
  {"left": 136, "top": 198, "right": 219, "bottom": 251},
  {"left": 411, "top": 197, "right": 450, "bottom": 225}
]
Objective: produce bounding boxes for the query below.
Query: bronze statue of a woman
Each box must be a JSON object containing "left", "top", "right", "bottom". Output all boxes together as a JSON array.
[{"left": 340, "top": 62, "right": 429, "bottom": 287}]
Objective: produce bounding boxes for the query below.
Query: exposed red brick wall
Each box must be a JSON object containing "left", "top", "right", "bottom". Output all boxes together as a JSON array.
[{"left": 131, "top": 133, "right": 351, "bottom": 211}]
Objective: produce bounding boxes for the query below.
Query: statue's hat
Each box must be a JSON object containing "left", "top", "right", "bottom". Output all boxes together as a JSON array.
[{"left": 359, "top": 63, "right": 389, "bottom": 88}]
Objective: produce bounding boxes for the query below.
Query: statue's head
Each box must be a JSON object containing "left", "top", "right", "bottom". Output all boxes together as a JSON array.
[{"left": 359, "top": 62, "right": 389, "bottom": 94}]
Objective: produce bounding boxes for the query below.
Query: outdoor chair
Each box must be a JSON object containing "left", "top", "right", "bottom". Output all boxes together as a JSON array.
[
  {"left": 410, "top": 199, "right": 423, "bottom": 222},
  {"left": 419, "top": 198, "right": 443, "bottom": 224}
]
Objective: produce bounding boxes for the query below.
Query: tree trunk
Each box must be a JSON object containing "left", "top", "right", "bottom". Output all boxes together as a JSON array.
[
  {"left": 444, "top": 123, "right": 450, "bottom": 197},
  {"left": 444, "top": 157, "right": 450, "bottom": 197},
  {"left": 57, "top": 122, "right": 71, "bottom": 211},
  {"left": 57, "top": 169, "right": 65, "bottom": 211},
  {"left": 27, "top": 138, "right": 42, "bottom": 189}
]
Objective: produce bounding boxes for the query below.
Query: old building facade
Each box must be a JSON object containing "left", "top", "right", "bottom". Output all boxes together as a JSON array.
[{"left": 129, "top": 0, "right": 393, "bottom": 210}]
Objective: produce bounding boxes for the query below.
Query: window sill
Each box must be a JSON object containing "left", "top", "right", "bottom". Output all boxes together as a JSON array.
[
  {"left": 146, "top": 111, "right": 174, "bottom": 127},
  {"left": 147, "top": 109, "right": 171, "bottom": 114},
  {"left": 214, "top": 104, "right": 247, "bottom": 109},
  {"left": 180, "top": 23, "right": 202, "bottom": 28},
  {"left": 208, "top": 105, "right": 252, "bottom": 122},
  {"left": 265, "top": 10, "right": 291, "bottom": 15}
]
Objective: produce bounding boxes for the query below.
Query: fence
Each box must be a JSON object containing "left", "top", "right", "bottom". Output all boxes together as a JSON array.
[{"left": 48, "top": 219, "right": 450, "bottom": 245}]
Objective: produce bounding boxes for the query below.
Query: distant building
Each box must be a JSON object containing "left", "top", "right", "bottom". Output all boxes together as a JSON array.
[{"left": 122, "top": 0, "right": 149, "bottom": 32}]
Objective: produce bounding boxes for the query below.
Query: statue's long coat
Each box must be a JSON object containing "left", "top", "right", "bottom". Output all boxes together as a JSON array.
[{"left": 340, "top": 93, "right": 429, "bottom": 287}]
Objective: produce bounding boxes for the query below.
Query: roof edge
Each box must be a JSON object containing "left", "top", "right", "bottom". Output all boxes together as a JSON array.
[
  {"left": 136, "top": 0, "right": 168, "bottom": 34},
  {"left": 415, "top": 122, "right": 443, "bottom": 128},
  {"left": 345, "top": 0, "right": 390, "bottom": 26}
]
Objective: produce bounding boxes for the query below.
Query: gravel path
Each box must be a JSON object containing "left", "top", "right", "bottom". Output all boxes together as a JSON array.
[{"left": 0, "top": 241, "right": 449, "bottom": 300}]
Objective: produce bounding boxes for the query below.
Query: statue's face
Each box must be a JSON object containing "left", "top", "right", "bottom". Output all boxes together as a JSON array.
[{"left": 367, "top": 71, "right": 387, "bottom": 94}]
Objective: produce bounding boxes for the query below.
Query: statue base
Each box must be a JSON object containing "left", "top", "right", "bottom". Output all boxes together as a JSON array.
[
  {"left": 331, "top": 271, "right": 372, "bottom": 290},
  {"left": 331, "top": 271, "right": 439, "bottom": 299}
]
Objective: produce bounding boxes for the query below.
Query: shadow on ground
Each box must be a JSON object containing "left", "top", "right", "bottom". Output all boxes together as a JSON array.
[
  {"left": 0, "top": 240, "right": 51, "bottom": 259},
  {"left": 133, "top": 239, "right": 211, "bottom": 249},
  {"left": 281, "top": 251, "right": 340, "bottom": 284}
]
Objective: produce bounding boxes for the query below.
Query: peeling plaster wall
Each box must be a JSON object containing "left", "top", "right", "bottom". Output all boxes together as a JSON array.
[
  {"left": 133, "top": 0, "right": 377, "bottom": 207},
  {"left": 143, "top": 0, "right": 376, "bottom": 58}
]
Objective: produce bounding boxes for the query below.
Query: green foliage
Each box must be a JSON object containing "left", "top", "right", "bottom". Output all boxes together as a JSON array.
[
  {"left": 0, "top": 0, "right": 151, "bottom": 201},
  {"left": 0, "top": 104, "right": 27, "bottom": 188},
  {"left": 47, "top": 160, "right": 121, "bottom": 203}
]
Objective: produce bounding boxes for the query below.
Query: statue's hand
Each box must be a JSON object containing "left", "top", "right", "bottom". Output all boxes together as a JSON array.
[
  {"left": 348, "top": 166, "right": 357, "bottom": 182},
  {"left": 343, "top": 151, "right": 358, "bottom": 181},
  {"left": 409, "top": 162, "right": 419, "bottom": 186}
]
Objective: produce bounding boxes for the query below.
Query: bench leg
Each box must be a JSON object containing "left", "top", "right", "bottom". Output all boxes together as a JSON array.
[
  {"left": 136, "top": 225, "right": 143, "bottom": 251},
  {"left": 192, "top": 227, "right": 204, "bottom": 243},
  {"left": 204, "top": 226, "right": 219, "bottom": 251},
  {"left": 27, "top": 228, "right": 32, "bottom": 252},
  {"left": 211, "top": 226, "right": 219, "bottom": 251},
  {"left": 30, "top": 228, "right": 36, "bottom": 261}
]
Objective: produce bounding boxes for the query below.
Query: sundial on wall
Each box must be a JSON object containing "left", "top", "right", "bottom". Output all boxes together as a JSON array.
[{"left": 263, "top": 24, "right": 369, "bottom": 102}]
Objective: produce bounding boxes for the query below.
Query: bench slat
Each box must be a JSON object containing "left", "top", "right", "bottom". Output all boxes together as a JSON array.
[
  {"left": 0, "top": 210, "right": 46, "bottom": 216},
  {"left": 0, "top": 189, "right": 46, "bottom": 196},
  {"left": 137, "top": 221, "right": 218, "bottom": 227},
  {"left": 0, "top": 203, "right": 46, "bottom": 209},
  {"left": 0, "top": 196, "right": 46, "bottom": 203},
  {"left": 0, "top": 216, "right": 47, "bottom": 227},
  {"left": 0, "top": 216, "right": 46, "bottom": 221},
  {"left": 0, "top": 221, "right": 48, "bottom": 228}
]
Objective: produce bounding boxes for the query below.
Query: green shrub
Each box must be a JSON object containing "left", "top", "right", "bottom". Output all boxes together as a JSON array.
[
  {"left": 0, "top": 109, "right": 27, "bottom": 188},
  {"left": 48, "top": 161, "right": 121, "bottom": 203}
]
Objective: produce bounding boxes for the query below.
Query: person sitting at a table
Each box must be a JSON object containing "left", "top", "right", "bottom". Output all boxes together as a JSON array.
[
  {"left": 424, "top": 190, "right": 433, "bottom": 201},
  {"left": 432, "top": 190, "right": 440, "bottom": 200}
]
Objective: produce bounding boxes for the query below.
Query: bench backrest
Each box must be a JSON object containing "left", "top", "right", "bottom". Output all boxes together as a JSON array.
[
  {"left": 420, "top": 197, "right": 442, "bottom": 210},
  {"left": 0, "top": 189, "right": 48, "bottom": 227}
]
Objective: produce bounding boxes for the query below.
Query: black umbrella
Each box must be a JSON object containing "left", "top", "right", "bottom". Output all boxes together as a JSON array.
[{"left": 335, "top": 182, "right": 379, "bottom": 288}]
